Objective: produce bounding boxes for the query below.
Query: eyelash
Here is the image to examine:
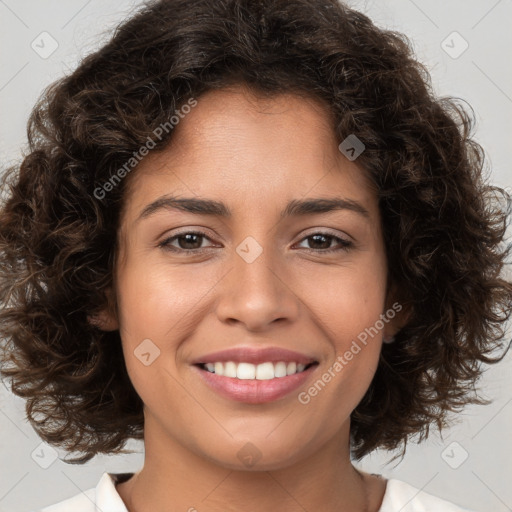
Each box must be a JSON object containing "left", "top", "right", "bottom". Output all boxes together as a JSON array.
[{"left": 157, "top": 230, "right": 353, "bottom": 255}]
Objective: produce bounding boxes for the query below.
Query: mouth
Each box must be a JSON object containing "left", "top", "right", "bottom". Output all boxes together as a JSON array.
[
  {"left": 196, "top": 360, "right": 318, "bottom": 379},
  {"left": 192, "top": 351, "right": 319, "bottom": 404}
]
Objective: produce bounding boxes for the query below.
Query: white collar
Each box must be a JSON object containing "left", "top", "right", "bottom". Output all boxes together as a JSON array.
[{"left": 96, "top": 472, "right": 133, "bottom": 511}]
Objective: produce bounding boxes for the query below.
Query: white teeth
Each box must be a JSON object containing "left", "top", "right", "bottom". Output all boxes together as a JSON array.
[
  {"left": 286, "top": 362, "right": 296, "bottom": 375},
  {"left": 237, "top": 362, "right": 256, "bottom": 380},
  {"left": 255, "top": 362, "right": 274, "bottom": 380},
  {"left": 224, "top": 361, "right": 237, "bottom": 378},
  {"left": 202, "top": 360, "right": 312, "bottom": 379},
  {"left": 274, "top": 361, "right": 287, "bottom": 378}
]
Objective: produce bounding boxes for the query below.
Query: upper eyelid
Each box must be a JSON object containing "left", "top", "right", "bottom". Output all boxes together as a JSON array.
[{"left": 161, "top": 226, "right": 351, "bottom": 239}]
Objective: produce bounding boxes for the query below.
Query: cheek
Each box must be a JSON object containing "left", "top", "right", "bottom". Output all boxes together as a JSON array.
[
  {"left": 296, "top": 267, "right": 386, "bottom": 422},
  {"left": 114, "top": 261, "right": 215, "bottom": 404},
  {"left": 115, "top": 260, "right": 225, "bottom": 389},
  {"left": 117, "top": 261, "right": 212, "bottom": 337},
  {"left": 300, "top": 261, "right": 387, "bottom": 346}
]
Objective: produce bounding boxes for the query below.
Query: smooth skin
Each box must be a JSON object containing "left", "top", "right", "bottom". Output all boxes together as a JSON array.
[{"left": 94, "top": 84, "right": 408, "bottom": 511}]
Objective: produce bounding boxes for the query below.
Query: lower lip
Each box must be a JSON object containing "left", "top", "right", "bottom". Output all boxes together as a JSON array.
[{"left": 194, "top": 364, "right": 318, "bottom": 404}]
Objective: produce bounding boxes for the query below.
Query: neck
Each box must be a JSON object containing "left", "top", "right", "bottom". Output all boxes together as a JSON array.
[{"left": 116, "top": 416, "right": 385, "bottom": 512}]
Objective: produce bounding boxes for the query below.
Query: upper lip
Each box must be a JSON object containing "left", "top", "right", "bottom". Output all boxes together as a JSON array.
[{"left": 192, "top": 346, "right": 318, "bottom": 366}]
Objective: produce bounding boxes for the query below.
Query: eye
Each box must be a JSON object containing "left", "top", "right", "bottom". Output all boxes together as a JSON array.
[
  {"left": 295, "top": 232, "right": 353, "bottom": 253},
  {"left": 158, "top": 231, "right": 215, "bottom": 254}
]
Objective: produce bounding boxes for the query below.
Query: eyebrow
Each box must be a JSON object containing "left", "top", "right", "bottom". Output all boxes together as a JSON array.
[{"left": 136, "top": 195, "right": 371, "bottom": 223}]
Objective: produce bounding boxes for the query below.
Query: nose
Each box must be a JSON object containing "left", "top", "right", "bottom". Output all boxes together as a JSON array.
[{"left": 215, "top": 244, "right": 300, "bottom": 332}]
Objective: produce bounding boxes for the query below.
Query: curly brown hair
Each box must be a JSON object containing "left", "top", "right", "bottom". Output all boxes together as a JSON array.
[{"left": 1, "top": 0, "right": 511, "bottom": 465}]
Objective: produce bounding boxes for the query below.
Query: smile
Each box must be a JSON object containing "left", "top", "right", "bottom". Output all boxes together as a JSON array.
[
  {"left": 194, "top": 361, "right": 319, "bottom": 404},
  {"left": 200, "top": 361, "right": 314, "bottom": 379}
]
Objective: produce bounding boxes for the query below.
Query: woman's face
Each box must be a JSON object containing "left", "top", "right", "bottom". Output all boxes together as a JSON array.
[{"left": 109, "top": 85, "right": 402, "bottom": 470}]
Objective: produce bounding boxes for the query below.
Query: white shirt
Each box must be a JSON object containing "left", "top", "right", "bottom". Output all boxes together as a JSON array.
[{"left": 37, "top": 472, "right": 475, "bottom": 512}]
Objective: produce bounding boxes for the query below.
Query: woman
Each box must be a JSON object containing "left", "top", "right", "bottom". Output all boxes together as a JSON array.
[{"left": 1, "top": 0, "right": 510, "bottom": 510}]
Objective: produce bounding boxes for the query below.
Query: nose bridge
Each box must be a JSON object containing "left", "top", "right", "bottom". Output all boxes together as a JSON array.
[
  {"left": 235, "top": 236, "right": 279, "bottom": 293},
  {"left": 215, "top": 234, "right": 299, "bottom": 329}
]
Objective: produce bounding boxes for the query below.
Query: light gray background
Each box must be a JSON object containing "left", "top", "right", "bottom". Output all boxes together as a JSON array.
[{"left": 1, "top": 1, "right": 511, "bottom": 511}]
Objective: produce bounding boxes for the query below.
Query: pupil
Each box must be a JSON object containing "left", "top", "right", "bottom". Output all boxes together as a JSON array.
[
  {"left": 180, "top": 234, "right": 201, "bottom": 249},
  {"left": 310, "top": 234, "right": 330, "bottom": 249}
]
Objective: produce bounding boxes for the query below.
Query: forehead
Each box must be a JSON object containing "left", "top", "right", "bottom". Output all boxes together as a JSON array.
[
  {"left": 120, "top": 85, "right": 377, "bottom": 221},
  {"left": 144, "top": 86, "right": 339, "bottom": 167},
  {"left": 182, "top": 85, "right": 336, "bottom": 138}
]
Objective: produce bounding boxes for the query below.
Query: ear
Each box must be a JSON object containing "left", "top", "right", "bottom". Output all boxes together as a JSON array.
[
  {"left": 382, "top": 280, "right": 412, "bottom": 340},
  {"left": 87, "top": 287, "right": 119, "bottom": 331}
]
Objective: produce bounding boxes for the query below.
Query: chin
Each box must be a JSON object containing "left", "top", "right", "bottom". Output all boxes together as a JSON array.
[{"left": 196, "top": 436, "right": 314, "bottom": 472}]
